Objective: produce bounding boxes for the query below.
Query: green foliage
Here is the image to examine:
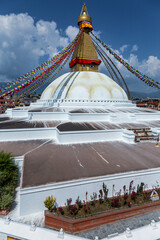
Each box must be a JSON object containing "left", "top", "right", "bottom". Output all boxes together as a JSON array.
[
  {"left": 44, "top": 195, "right": 56, "bottom": 212},
  {"left": 90, "top": 192, "right": 97, "bottom": 206},
  {"left": 137, "top": 182, "right": 144, "bottom": 196},
  {"left": 0, "top": 151, "right": 16, "bottom": 171},
  {"left": 0, "top": 150, "right": 18, "bottom": 210},
  {"left": 0, "top": 193, "right": 13, "bottom": 210},
  {"left": 53, "top": 182, "right": 160, "bottom": 219},
  {"left": 103, "top": 182, "right": 109, "bottom": 202},
  {"left": 0, "top": 151, "right": 18, "bottom": 186},
  {"left": 76, "top": 196, "right": 83, "bottom": 209}
]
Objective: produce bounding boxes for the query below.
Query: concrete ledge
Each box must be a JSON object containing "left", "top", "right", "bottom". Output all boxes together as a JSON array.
[{"left": 0, "top": 218, "right": 84, "bottom": 240}]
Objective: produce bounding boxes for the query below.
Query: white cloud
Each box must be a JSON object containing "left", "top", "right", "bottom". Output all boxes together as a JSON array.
[
  {"left": 99, "top": 45, "right": 160, "bottom": 92},
  {"left": 120, "top": 44, "right": 129, "bottom": 53},
  {"left": 0, "top": 13, "right": 102, "bottom": 83},
  {"left": 131, "top": 44, "right": 138, "bottom": 52},
  {"left": 65, "top": 26, "right": 79, "bottom": 41},
  {"left": 141, "top": 56, "right": 160, "bottom": 77},
  {"left": 0, "top": 13, "right": 70, "bottom": 82},
  {"left": 0, "top": 12, "right": 159, "bottom": 95},
  {"left": 93, "top": 30, "right": 101, "bottom": 39}
]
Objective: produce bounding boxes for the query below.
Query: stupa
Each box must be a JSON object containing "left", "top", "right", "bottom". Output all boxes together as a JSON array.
[
  {"left": 0, "top": 4, "right": 159, "bottom": 218},
  {"left": 41, "top": 4, "right": 127, "bottom": 101}
]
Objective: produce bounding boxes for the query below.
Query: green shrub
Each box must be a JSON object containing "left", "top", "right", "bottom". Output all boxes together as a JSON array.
[
  {"left": 103, "top": 182, "right": 109, "bottom": 202},
  {"left": 3, "top": 185, "right": 15, "bottom": 195},
  {"left": 0, "top": 193, "right": 13, "bottom": 210},
  {"left": 137, "top": 182, "right": 144, "bottom": 196},
  {"left": 0, "top": 151, "right": 18, "bottom": 185},
  {"left": 0, "top": 150, "right": 19, "bottom": 210},
  {"left": 0, "top": 151, "right": 16, "bottom": 171},
  {"left": 44, "top": 195, "right": 56, "bottom": 212}
]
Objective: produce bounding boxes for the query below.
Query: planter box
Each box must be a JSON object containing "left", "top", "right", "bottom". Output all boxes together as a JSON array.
[
  {"left": 45, "top": 201, "right": 160, "bottom": 233},
  {"left": 0, "top": 207, "right": 10, "bottom": 216}
]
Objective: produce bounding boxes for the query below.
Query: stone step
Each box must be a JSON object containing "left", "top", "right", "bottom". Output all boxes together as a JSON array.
[{"left": 128, "top": 127, "right": 158, "bottom": 142}]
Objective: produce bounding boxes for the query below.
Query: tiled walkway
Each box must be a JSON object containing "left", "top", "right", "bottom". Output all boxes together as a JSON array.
[{"left": 76, "top": 209, "right": 160, "bottom": 239}]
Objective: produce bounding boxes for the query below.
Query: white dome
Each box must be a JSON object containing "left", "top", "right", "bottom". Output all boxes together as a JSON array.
[{"left": 41, "top": 71, "right": 128, "bottom": 100}]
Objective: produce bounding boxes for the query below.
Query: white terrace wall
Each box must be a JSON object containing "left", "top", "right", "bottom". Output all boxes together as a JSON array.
[
  {"left": 0, "top": 127, "right": 135, "bottom": 144},
  {"left": 57, "top": 129, "right": 123, "bottom": 144},
  {"left": 12, "top": 110, "right": 29, "bottom": 118},
  {"left": 10, "top": 110, "right": 160, "bottom": 123},
  {"left": 136, "top": 113, "right": 160, "bottom": 121},
  {"left": 29, "top": 112, "right": 110, "bottom": 122},
  {"left": 29, "top": 99, "right": 135, "bottom": 110},
  {"left": 29, "top": 112, "right": 69, "bottom": 121},
  {"left": 6, "top": 106, "right": 160, "bottom": 123},
  {"left": 0, "top": 128, "right": 57, "bottom": 142},
  {"left": 152, "top": 128, "right": 160, "bottom": 136},
  {"left": 20, "top": 167, "right": 160, "bottom": 216},
  {"left": 70, "top": 113, "right": 110, "bottom": 122}
]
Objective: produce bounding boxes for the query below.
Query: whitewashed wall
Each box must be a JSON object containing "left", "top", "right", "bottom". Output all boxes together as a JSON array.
[
  {"left": 136, "top": 113, "right": 160, "bottom": 121},
  {"left": 29, "top": 112, "right": 69, "bottom": 121},
  {"left": 6, "top": 106, "right": 160, "bottom": 124},
  {"left": 14, "top": 156, "right": 24, "bottom": 171},
  {"left": 12, "top": 110, "right": 29, "bottom": 118},
  {"left": 70, "top": 113, "right": 110, "bottom": 122},
  {"left": 20, "top": 167, "right": 160, "bottom": 215},
  {"left": 0, "top": 128, "right": 57, "bottom": 141},
  {"left": 57, "top": 129, "right": 124, "bottom": 144},
  {"left": 0, "top": 127, "right": 135, "bottom": 144},
  {"left": 24, "top": 99, "right": 135, "bottom": 112}
]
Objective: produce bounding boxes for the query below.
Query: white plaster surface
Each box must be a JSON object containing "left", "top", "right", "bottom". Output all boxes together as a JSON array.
[
  {"left": 1, "top": 217, "right": 160, "bottom": 240},
  {"left": 102, "top": 221, "right": 160, "bottom": 240},
  {"left": 41, "top": 72, "right": 128, "bottom": 100},
  {"left": 20, "top": 167, "right": 160, "bottom": 215},
  {"left": 0, "top": 218, "right": 84, "bottom": 240},
  {"left": 0, "top": 127, "right": 135, "bottom": 144}
]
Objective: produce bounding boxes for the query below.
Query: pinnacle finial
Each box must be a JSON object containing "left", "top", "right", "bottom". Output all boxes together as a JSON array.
[
  {"left": 80, "top": 3, "right": 88, "bottom": 16},
  {"left": 77, "top": 3, "right": 93, "bottom": 31}
]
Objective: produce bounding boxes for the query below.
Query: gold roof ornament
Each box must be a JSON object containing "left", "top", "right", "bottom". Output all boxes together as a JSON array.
[
  {"left": 69, "top": 3, "right": 101, "bottom": 72},
  {"left": 77, "top": 3, "right": 93, "bottom": 31}
]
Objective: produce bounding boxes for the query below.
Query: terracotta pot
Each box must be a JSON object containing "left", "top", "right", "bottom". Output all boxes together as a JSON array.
[{"left": 0, "top": 207, "right": 10, "bottom": 216}]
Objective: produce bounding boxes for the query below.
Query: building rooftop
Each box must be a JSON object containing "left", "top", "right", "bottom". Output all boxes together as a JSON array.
[{"left": 21, "top": 141, "right": 160, "bottom": 188}]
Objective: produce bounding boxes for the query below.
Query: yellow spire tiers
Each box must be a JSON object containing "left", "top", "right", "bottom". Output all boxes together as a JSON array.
[{"left": 69, "top": 3, "right": 101, "bottom": 72}]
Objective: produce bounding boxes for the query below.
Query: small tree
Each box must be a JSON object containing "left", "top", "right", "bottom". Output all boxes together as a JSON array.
[
  {"left": 0, "top": 151, "right": 18, "bottom": 185},
  {"left": 0, "top": 151, "right": 18, "bottom": 210},
  {"left": 44, "top": 195, "right": 56, "bottom": 212},
  {"left": 137, "top": 182, "right": 144, "bottom": 196},
  {"left": 0, "top": 150, "right": 16, "bottom": 171},
  {"left": 103, "top": 183, "right": 109, "bottom": 202},
  {"left": 0, "top": 194, "right": 13, "bottom": 210}
]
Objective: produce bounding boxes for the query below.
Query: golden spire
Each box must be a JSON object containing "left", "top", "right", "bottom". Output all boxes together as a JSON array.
[
  {"left": 69, "top": 3, "right": 101, "bottom": 72},
  {"left": 77, "top": 3, "right": 93, "bottom": 31}
]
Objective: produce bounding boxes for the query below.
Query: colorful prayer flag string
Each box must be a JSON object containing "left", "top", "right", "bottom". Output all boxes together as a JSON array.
[{"left": 91, "top": 32, "right": 160, "bottom": 90}]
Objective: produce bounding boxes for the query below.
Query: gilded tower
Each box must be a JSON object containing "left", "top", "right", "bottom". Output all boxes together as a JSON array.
[{"left": 69, "top": 3, "right": 101, "bottom": 72}]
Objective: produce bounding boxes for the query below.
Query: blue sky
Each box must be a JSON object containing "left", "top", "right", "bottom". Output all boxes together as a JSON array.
[{"left": 0, "top": 0, "right": 160, "bottom": 96}]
